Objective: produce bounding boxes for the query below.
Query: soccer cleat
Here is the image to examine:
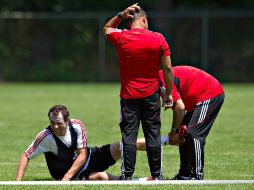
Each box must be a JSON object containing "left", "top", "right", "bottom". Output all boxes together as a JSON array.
[
  {"left": 153, "top": 176, "right": 165, "bottom": 180},
  {"left": 146, "top": 176, "right": 165, "bottom": 180},
  {"left": 171, "top": 173, "right": 193, "bottom": 180}
]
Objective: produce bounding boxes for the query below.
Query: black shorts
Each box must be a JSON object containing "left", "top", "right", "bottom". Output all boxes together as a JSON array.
[
  {"left": 182, "top": 93, "right": 225, "bottom": 140},
  {"left": 76, "top": 144, "right": 116, "bottom": 180}
]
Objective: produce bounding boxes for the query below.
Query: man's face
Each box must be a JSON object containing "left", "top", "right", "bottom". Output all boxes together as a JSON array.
[{"left": 49, "top": 112, "right": 67, "bottom": 136}]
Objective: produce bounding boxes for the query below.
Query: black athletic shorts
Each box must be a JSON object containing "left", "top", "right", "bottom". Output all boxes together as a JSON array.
[{"left": 76, "top": 144, "right": 117, "bottom": 180}]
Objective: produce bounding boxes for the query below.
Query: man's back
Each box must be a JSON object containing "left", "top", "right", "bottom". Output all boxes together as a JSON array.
[
  {"left": 160, "top": 66, "right": 224, "bottom": 112},
  {"left": 107, "top": 28, "right": 170, "bottom": 99}
]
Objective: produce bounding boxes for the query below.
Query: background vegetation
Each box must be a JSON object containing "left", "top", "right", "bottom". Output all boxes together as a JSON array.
[{"left": 0, "top": 0, "right": 254, "bottom": 82}]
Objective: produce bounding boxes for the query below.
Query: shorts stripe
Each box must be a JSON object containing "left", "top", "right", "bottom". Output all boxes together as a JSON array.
[
  {"left": 160, "top": 145, "right": 163, "bottom": 177},
  {"left": 194, "top": 138, "right": 202, "bottom": 175},
  {"left": 120, "top": 142, "right": 125, "bottom": 177},
  {"left": 198, "top": 100, "right": 210, "bottom": 124}
]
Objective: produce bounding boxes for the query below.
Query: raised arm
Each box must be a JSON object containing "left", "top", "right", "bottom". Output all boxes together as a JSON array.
[
  {"left": 16, "top": 153, "right": 29, "bottom": 181},
  {"left": 103, "top": 3, "right": 140, "bottom": 35}
]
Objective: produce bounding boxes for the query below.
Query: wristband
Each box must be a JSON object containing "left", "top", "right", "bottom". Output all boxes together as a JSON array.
[{"left": 171, "top": 127, "right": 179, "bottom": 133}]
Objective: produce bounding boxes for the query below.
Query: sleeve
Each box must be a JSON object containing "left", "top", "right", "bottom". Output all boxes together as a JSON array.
[
  {"left": 159, "top": 33, "right": 170, "bottom": 56},
  {"left": 105, "top": 28, "right": 123, "bottom": 47},
  {"left": 25, "top": 129, "right": 53, "bottom": 160},
  {"left": 72, "top": 120, "right": 87, "bottom": 149},
  {"left": 172, "top": 84, "right": 181, "bottom": 103}
]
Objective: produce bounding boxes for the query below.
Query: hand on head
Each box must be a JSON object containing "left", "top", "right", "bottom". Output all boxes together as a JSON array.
[{"left": 121, "top": 3, "right": 140, "bottom": 19}]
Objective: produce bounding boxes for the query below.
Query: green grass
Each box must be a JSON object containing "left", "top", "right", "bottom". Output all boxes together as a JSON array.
[{"left": 0, "top": 83, "right": 253, "bottom": 189}]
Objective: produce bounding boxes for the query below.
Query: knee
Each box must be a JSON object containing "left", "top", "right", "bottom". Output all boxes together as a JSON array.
[{"left": 98, "top": 172, "right": 109, "bottom": 180}]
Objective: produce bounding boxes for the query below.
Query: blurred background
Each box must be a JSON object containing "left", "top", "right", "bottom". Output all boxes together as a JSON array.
[{"left": 0, "top": 0, "right": 254, "bottom": 83}]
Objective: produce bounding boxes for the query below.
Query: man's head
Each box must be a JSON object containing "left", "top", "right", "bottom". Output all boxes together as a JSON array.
[
  {"left": 128, "top": 7, "right": 148, "bottom": 29},
  {"left": 48, "top": 105, "right": 70, "bottom": 136}
]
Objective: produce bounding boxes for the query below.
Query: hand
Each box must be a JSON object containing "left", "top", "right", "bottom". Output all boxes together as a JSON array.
[
  {"left": 121, "top": 3, "right": 140, "bottom": 19},
  {"left": 168, "top": 132, "right": 180, "bottom": 146},
  {"left": 62, "top": 175, "right": 72, "bottom": 181},
  {"left": 162, "top": 94, "right": 173, "bottom": 110}
]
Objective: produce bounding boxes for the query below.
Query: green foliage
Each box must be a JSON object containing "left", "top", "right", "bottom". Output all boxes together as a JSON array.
[
  {"left": 1, "top": 1, "right": 254, "bottom": 11},
  {"left": 0, "top": 83, "right": 253, "bottom": 190},
  {"left": 0, "top": 1, "right": 254, "bottom": 82}
]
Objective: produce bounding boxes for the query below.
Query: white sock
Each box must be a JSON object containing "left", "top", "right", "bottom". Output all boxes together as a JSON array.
[{"left": 161, "top": 136, "right": 169, "bottom": 145}]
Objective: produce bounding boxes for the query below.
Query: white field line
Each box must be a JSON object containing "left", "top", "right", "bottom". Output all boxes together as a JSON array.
[{"left": 0, "top": 180, "right": 254, "bottom": 185}]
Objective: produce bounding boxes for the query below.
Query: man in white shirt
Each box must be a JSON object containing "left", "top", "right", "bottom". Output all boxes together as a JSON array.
[{"left": 16, "top": 104, "right": 186, "bottom": 180}]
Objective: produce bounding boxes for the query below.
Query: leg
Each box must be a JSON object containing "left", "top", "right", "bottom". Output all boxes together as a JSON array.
[
  {"left": 88, "top": 172, "right": 119, "bottom": 180},
  {"left": 110, "top": 136, "right": 168, "bottom": 163},
  {"left": 136, "top": 138, "right": 146, "bottom": 151},
  {"left": 80, "top": 145, "right": 117, "bottom": 180},
  {"left": 188, "top": 94, "right": 225, "bottom": 179},
  {"left": 140, "top": 90, "right": 162, "bottom": 179},
  {"left": 109, "top": 142, "right": 121, "bottom": 161},
  {"left": 119, "top": 98, "right": 140, "bottom": 179},
  {"left": 178, "top": 134, "right": 193, "bottom": 178},
  {"left": 172, "top": 112, "right": 193, "bottom": 180}
]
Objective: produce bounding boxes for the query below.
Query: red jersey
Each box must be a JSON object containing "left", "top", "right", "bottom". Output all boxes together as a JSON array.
[
  {"left": 106, "top": 28, "right": 170, "bottom": 99},
  {"left": 159, "top": 66, "right": 224, "bottom": 112}
]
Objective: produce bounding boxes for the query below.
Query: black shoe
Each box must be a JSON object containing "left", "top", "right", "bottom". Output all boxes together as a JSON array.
[
  {"left": 118, "top": 176, "right": 132, "bottom": 180},
  {"left": 192, "top": 173, "right": 204, "bottom": 180},
  {"left": 153, "top": 175, "right": 165, "bottom": 180},
  {"left": 146, "top": 176, "right": 165, "bottom": 181},
  {"left": 171, "top": 173, "right": 193, "bottom": 180}
]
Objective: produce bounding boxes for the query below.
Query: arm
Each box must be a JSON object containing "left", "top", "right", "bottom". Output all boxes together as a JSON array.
[
  {"left": 62, "top": 148, "right": 87, "bottom": 181},
  {"left": 103, "top": 3, "right": 140, "bottom": 36},
  {"left": 161, "top": 56, "right": 173, "bottom": 110},
  {"left": 16, "top": 153, "right": 29, "bottom": 181},
  {"left": 169, "top": 99, "right": 185, "bottom": 145}
]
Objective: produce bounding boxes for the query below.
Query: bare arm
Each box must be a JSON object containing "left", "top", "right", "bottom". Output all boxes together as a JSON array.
[
  {"left": 169, "top": 99, "right": 186, "bottom": 145},
  {"left": 62, "top": 148, "right": 87, "bottom": 181},
  {"left": 103, "top": 3, "right": 140, "bottom": 36},
  {"left": 161, "top": 56, "right": 173, "bottom": 110},
  {"left": 16, "top": 153, "right": 29, "bottom": 181}
]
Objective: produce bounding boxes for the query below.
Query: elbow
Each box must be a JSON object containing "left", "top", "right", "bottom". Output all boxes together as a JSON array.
[
  {"left": 173, "top": 101, "right": 185, "bottom": 111},
  {"left": 103, "top": 27, "right": 107, "bottom": 36}
]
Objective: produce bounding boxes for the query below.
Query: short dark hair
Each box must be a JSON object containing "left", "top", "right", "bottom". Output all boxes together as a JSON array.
[
  {"left": 48, "top": 105, "right": 69, "bottom": 121},
  {"left": 132, "top": 7, "right": 147, "bottom": 21}
]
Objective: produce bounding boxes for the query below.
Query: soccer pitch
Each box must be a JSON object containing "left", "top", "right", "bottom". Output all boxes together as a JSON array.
[{"left": 0, "top": 83, "right": 253, "bottom": 190}]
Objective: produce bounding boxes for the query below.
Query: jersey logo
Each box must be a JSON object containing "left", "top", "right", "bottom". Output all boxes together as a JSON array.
[{"left": 106, "top": 28, "right": 122, "bottom": 34}]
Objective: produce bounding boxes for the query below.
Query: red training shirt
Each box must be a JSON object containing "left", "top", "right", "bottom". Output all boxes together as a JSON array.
[
  {"left": 159, "top": 66, "right": 224, "bottom": 112},
  {"left": 106, "top": 28, "right": 170, "bottom": 99}
]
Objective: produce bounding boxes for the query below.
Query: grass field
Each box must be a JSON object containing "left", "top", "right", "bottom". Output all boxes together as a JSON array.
[{"left": 0, "top": 83, "right": 253, "bottom": 189}]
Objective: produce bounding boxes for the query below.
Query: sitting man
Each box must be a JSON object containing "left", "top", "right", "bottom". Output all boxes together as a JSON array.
[{"left": 16, "top": 104, "right": 185, "bottom": 181}]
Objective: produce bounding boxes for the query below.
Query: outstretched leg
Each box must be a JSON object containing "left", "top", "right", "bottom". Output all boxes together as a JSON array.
[{"left": 88, "top": 172, "right": 119, "bottom": 180}]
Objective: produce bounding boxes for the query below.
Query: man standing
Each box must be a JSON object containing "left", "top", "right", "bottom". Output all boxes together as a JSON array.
[
  {"left": 159, "top": 66, "right": 225, "bottom": 180},
  {"left": 104, "top": 4, "right": 173, "bottom": 180}
]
